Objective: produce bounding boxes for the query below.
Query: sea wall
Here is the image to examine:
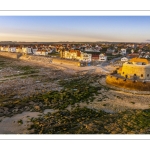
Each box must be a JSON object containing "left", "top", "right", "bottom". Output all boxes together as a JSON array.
[
  {"left": 0, "top": 52, "right": 79, "bottom": 66},
  {"left": 0, "top": 52, "right": 22, "bottom": 59},
  {"left": 20, "top": 55, "right": 79, "bottom": 66},
  {"left": 106, "top": 75, "right": 150, "bottom": 91}
]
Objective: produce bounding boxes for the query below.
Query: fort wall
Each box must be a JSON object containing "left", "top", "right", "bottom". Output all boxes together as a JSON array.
[
  {"left": 106, "top": 75, "right": 150, "bottom": 91},
  {"left": 121, "top": 63, "right": 150, "bottom": 80}
]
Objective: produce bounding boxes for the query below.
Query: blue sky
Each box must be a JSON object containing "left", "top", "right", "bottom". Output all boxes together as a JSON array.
[{"left": 0, "top": 16, "right": 150, "bottom": 42}]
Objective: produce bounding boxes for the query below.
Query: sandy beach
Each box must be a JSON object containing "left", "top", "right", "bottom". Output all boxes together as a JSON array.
[{"left": 0, "top": 56, "right": 150, "bottom": 134}]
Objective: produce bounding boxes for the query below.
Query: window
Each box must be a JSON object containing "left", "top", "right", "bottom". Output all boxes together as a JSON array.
[
  {"left": 123, "top": 72, "right": 124, "bottom": 74},
  {"left": 141, "top": 74, "right": 143, "bottom": 77},
  {"left": 147, "top": 74, "right": 149, "bottom": 77}
]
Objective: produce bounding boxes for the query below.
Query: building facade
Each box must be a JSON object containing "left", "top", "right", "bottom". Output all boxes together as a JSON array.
[
  {"left": 22, "top": 47, "right": 32, "bottom": 54},
  {"left": 99, "top": 54, "right": 107, "bottom": 61},
  {"left": 120, "top": 58, "right": 150, "bottom": 80}
]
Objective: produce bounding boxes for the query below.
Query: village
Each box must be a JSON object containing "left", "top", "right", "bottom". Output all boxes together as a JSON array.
[
  {"left": 1, "top": 42, "right": 150, "bottom": 64},
  {"left": 0, "top": 42, "right": 150, "bottom": 134}
]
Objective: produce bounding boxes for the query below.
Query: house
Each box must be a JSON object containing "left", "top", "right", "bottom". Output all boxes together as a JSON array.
[
  {"left": 69, "top": 50, "right": 81, "bottom": 60},
  {"left": 0, "top": 46, "right": 6, "bottom": 51},
  {"left": 128, "top": 53, "right": 139, "bottom": 58},
  {"left": 145, "top": 55, "right": 150, "bottom": 59},
  {"left": 106, "top": 48, "right": 115, "bottom": 54},
  {"left": 41, "top": 50, "right": 48, "bottom": 56},
  {"left": 10, "top": 47, "right": 16, "bottom": 53},
  {"left": 60, "top": 49, "right": 81, "bottom": 60},
  {"left": 131, "top": 49, "right": 134, "bottom": 53},
  {"left": 121, "top": 57, "right": 128, "bottom": 62},
  {"left": 60, "top": 49, "right": 93, "bottom": 62},
  {"left": 16, "top": 47, "right": 22, "bottom": 53},
  {"left": 47, "top": 48, "right": 56, "bottom": 54},
  {"left": 22, "top": 47, "right": 32, "bottom": 54},
  {"left": 95, "top": 45, "right": 102, "bottom": 51},
  {"left": 99, "top": 54, "right": 107, "bottom": 61},
  {"left": 91, "top": 52, "right": 101, "bottom": 61},
  {"left": 64, "top": 51, "right": 71, "bottom": 59},
  {"left": 80, "top": 52, "right": 92, "bottom": 62},
  {"left": 34, "top": 50, "right": 42, "bottom": 55},
  {"left": 34, "top": 50, "right": 48, "bottom": 56},
  {"left": 32, "top": 48, "right": 38, "bottom": 54},
  {"left": 4, "top": 46, "right": 10, "bottom": 52},
  {"left": 120, "top": 48, "right": 126, "bottom": 55}
]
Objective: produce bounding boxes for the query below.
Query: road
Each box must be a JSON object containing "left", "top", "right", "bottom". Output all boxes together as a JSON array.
[{"left": 96, "top": 56, "right": 123, "bottom": 74}]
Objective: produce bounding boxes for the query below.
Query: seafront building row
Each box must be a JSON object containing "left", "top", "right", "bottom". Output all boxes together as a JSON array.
[{"left": 1, "top": 43, "right": 150, "bottom": 63}]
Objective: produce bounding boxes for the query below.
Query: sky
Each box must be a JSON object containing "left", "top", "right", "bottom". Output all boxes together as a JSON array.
[{"left": 0, "top": 16, "right": 150, "bottom": 42}]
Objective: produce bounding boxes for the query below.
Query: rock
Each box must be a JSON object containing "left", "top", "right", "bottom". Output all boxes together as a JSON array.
[
  {"left": 0, "top": 113, "right": 4, "bottom": 117},
  {"left": 10, "top": 109, "right": 15, "bottom": 113},
  {"left": 21, "top": 87, "right": 25, "bottom": 90},
  {"left": 34, "top": 105, "right": 40, "bottom": 111},
  {"left": 29, "top": 101, "right": 34, "bottom": 105},
  {"left": 0, "top": 108, "right": 3, "bottom": 113},
  {"left": 39, "top": 103, "right": 43, "bottom": 107},
  {"left": 4, "top": 110, "right": 10, "bottom": 115},
  {"left": 3, "top": 107, "right": 8, "bottom": 111},
  {"left": 43, "top": 109, "right": 55, "bottom": 114},
  {"left": 13, "top": 95, "right": 21, "bottom": 99},
  {"left": 15, "top": 108, "right": 18, "bottom": 112}
]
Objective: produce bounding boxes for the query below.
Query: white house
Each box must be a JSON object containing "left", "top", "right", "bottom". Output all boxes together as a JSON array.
[
  {"left": 106, "top": 48, "right": 115, "bottom": 54},
  {"left": 4, "top": 47, "right": 10, "bottom": 52},
  {"left": 41, "top": 50, "right": 48, "bottom": 56},
  {"left": 64, "top": 51, "right": 70, "bottom": 59},
  {"left": 121, "top": 57, "right": 128, "bottom": 62},
  {"left": 0, "top": 46, "right": 6, "bottom": 51},
  {"left": 34, "top": 50, "right": 48, "bottom": 56},
  {"left": 131, "top": 49, "right": 134, "bottom": 54},
  {"left": 145, "top": 55, "right": 150, "bottom": 59},
  {"left": 69, "top": 52, "right": 77, "bottom": 59},
  {"left": 47, "top": 49, "right": 53, "bottom": 54},
  {"left": 99, "top": 54, "right": 107, "bottom": 61},
  {"left": 80, "top": 52, "right": 92, "bottom": 62},
  {"left": 32, "top": 48, "right": 38, "bottom": 54},
  {"left": 34, "top": 50, "right": 42, "bottom": 55},
  {"left": 16, "top": 47, "right": 22, "bottom": 53},
  {"left": 10, "top": 47, "right": 16, "bottom": 53},
  {"left": 120, "top": 49, "right": 126, "bottom": 55},
  {"left": 22, "top": 47, "right": 32, "bottom": 54}
]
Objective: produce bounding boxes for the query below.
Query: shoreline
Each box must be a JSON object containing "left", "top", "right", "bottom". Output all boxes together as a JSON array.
[{"left": 0, "top": 55, "right": 150, "bottom": 134}]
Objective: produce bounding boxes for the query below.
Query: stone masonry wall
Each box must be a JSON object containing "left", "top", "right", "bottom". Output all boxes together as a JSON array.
[
  {"left": 0, "top": 52, "right": 22, "bottom": 59},
  {"left": 0, "top": 52, "right": 79, "bottom": 66},
  {"left": 19, "top": 55, "right": 79, "bottom": 66},
  {"left": 106, "top": 75, "right": 150, "bottom": 91}
]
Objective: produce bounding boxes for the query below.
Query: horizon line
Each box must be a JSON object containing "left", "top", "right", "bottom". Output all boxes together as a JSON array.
[
  {"left": 0, "top": 41, "right": 150, "bottom": 43},
  {"left": 1, "top": 10, "right": 150, "bottom": 11}
]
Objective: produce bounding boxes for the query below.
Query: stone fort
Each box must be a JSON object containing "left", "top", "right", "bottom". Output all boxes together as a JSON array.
[
  {"left": 106, "top": 58, "right": 150, "bottom": 91},
  {"left": 118, "top": 58, "right": 150, "bottom": 80}
]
